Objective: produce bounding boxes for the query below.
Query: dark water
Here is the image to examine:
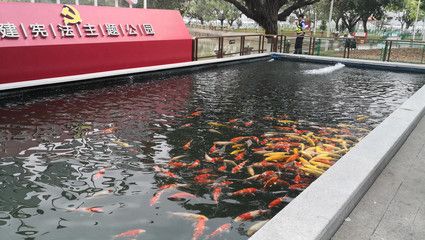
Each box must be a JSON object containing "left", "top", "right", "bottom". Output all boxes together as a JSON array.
[{"left": 0, "top": 60, "right": 424, "bottom": 240}]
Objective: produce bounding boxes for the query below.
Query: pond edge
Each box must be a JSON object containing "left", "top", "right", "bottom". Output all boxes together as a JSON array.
[{"left": 249, "top": 53, "right": 425, "bottom": 240}]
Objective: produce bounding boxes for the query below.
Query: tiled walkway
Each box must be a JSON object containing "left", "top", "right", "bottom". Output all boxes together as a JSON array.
[{"left": 333, "top": 115, "right": 425, "bottom": 240}]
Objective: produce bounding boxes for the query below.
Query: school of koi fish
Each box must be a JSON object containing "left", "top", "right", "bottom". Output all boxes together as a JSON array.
[{"left": 135, "top": 111, "right": 370, "bottom": 240}]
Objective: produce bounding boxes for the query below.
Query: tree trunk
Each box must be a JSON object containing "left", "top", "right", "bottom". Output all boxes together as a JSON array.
[
  {"left": 335, "top": 18, "right": 340, "bottom": 31},
  {"left": 362, "top": 19, "right": 368, "bottom": 34},
  {"left": 200, "top": 18, "right": 204, "bottom": 25},
  {"left": 260, "top": 20, "right": 278, "bottom": 34},
  {"left": 220, "top": 20, "right": 224, "bottom": 30}
]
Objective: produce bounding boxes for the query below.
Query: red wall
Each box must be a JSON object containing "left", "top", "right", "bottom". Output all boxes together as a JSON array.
[{"left": 0, "top": 3, "right": 193, "bottom": 84}]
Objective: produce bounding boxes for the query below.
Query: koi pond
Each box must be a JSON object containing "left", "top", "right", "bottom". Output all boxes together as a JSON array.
[{"left": 1, "top": 59, "right": 425, "bottom": 240}]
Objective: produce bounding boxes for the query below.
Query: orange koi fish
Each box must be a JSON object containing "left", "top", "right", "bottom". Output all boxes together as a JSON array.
[
  {"left": 192, "top": 215, "right": 208, "bottom": 240},
  {"left": 168, "top": 192, "right": 196, "bottom": 201},
  {"left": 231, "top": 160, "right": 248, "bottom": 174},
  {"left": 181, "top": 123, "right": 193, "bottom": 128},
  {"left": 234, "top": 209, "right": 269, "bottom": 222},
  {"left": 268, "top": 196, "right": 288, "bottom": 208},
  {"left": 183, "top": 140, "right": 193, "bottom": 151},
  {"left": 212, "top": 187, "right": 222, "bottom": 204},
  {"left": 218, "top": 165, "right": 227, "bottom": 172},
  {"left": 114, "top": 229, "right": 145, "bottom": 238},
  {"left": 228, "top": 187, "right": 259, "bottom": 197},
  {"left": 289, "top": 183, "right": 309, "bottom": 191},
  {"left": 205, "top": 223, "right": 231, "bottom": 239},
  {"left": 191, "top": 111, "right": 203, "bottom": 117},
  {"left": 150, "top": 189, "right": 165, "bottom": 206},
  {"left": 228, "top": 118, "right": 239, "bottom": 123},
  {"left": 294, "top": 174, "right": 301, "bottom": 184},
  {"left": 286, "top": 150, "right": 299, "bottom": 163},
  {"left": 102, "top": 127, "right": 117, "bottom": 134},
  {"left": 234, "top": 152, "right": 245, "bottom": 161}
]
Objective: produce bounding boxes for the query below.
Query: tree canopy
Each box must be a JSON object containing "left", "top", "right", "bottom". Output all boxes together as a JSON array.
[{"left": 222, "top": 0, "right": 320, "bottom": 34}]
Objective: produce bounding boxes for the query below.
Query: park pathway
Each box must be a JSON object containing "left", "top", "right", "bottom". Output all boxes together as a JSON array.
[{"left": 332, "top": 114, "right": 425, "bottom": 240}]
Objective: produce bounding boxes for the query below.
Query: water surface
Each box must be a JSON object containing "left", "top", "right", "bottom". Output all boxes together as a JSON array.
[{"left": 0, "top": 60, "right": 424, "bottom": 240}]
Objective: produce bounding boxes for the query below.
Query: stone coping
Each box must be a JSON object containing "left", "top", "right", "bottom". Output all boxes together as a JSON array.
[{"left": 250, "top": 53, "right": 425, "bottom": 240}]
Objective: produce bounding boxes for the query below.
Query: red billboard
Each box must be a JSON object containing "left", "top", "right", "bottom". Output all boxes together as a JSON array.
[{"left": 0, "top": 3, "right": 193, "bottom": 86}]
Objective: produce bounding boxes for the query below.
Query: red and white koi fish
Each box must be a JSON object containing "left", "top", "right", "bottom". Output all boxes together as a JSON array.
[
  {"left": 153, "top": 166, "right": 179, "bottom": 179},
  {"left": 209, "top": 144, "right": 217, "bottom": 154},
  {"left": 188, "top": 159, "right": 200, "bottom": 169},
  {"left": 234, "top": 209, "right": 270, "bottom": 222},
  {"left": 204, "top": 153, "right": 223, "bottom": 163},
  {"left": 93, "top": 168, "right": 106, "bottom": 180},
  {"left": 168, "top": 192, "right": 196, "bottom": 201},
  {"left": 231, "top": 160, "right": 248, "bottom": 174},
  {"left": 194, "top": 173, "right": 216, "bottom": 184},
  {"left": 168, "top": 161, "right": 188, "bottom": 168},
  {"left": 67, "top": 207, "right": 104, "bottom": 213},
  {"left": 268, "top": 195, "right": 288, "bottom": 209},
  {"left": 114, "top": 229, "right": 145, "bottom": 238},
  {"left": 212, "top": 187, "right": 222, "bottom": 204},
  {"left": 192, "top": 215, "right": 208, "bottom": 240},
  {"left": 228, "top": 187, "right": 259, "bottom": 197},
  {"left": 205, "top": 223, "right": 231, "bottom": 239},
  {"left": 87, "top": 189, "right": 113, "bottom": 199},
  {"left": 263, "top": 176, "right": 289, "bottom": 189},
  {"left": 244, "top": 121, "right": 254, "bottom": 127},
  {"left": 150, "top": 189, "right": 165, "bottom": 206},
  {"left": 181, "top": 123, "right": 193, "bottom": 128}
]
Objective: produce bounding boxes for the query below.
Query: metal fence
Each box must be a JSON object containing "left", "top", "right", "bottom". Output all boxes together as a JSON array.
[{"left": 192, "top": 35, "right": 425, "bottom": 64}]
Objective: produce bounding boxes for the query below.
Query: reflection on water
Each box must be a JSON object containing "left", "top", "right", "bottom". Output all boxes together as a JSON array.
[{"left": 0, "top": 60, "right": 424, "bottom": 239}]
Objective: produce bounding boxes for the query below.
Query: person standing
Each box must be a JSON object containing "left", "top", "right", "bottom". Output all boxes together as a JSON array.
[{"left": 294, "top": 14, "right": 307, "bottom": 54}]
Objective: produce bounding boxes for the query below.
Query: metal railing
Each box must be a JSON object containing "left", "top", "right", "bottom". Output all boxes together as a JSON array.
[{"left": 192, "top": 34, "right": 425, "bottom": 65}]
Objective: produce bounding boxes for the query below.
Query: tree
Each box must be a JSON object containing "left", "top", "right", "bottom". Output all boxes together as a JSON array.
[
  {"left": 221, "top": 0, "right": 321, "bottom": 34},
  {"left": 136, "top": 0, "right": 190, "bottom": 14},
  {"left": 186, "top": 0, "right": 216, "bottom": 25},
  {"left": 325, "top": 0, "right": 390, "bottom": 34},
  {"left": 388, "top": 0, "right": 425, "bottom": 30}
]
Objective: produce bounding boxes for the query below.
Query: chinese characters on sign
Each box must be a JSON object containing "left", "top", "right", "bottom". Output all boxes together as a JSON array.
[
  {"left": 0, "top": 5, "right": 155, "bottom": 40},
  {"left": 0, "top": 22, "right": 155, "bottom": 40}
]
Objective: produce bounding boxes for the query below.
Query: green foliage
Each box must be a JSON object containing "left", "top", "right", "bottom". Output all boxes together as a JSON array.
[
  {"left": 135, "top": 0, "right": 189, "bottom": 14},
  {"left": 388, "top": 0, "right": 425, "bottom": 29},
  {"left": 185, "top": 0, "right": 241, "bottom": 27}
]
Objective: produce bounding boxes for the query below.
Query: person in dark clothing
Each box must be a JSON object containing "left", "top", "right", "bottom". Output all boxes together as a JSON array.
[{"left": 294, "top": 14, "right": 306, "bottom": 54}]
